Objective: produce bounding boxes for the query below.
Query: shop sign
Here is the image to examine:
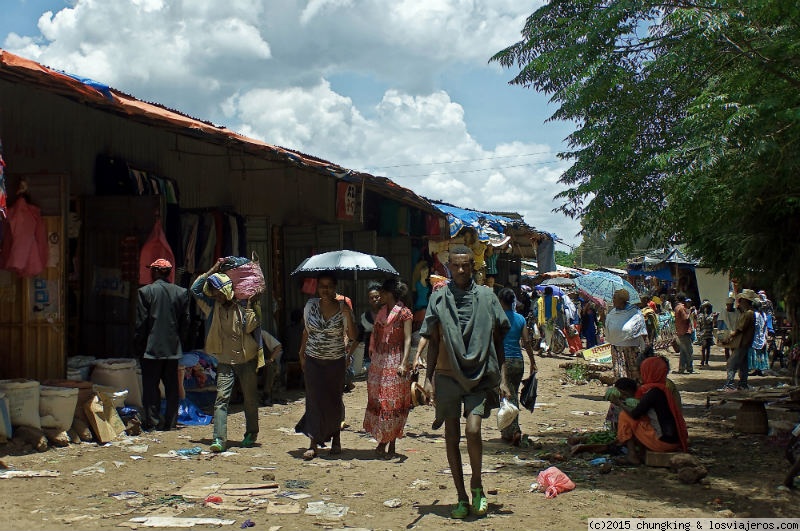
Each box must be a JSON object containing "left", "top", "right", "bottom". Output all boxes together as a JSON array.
[{"left": 336, "top": 182, "right": 357, "bottom": 220}]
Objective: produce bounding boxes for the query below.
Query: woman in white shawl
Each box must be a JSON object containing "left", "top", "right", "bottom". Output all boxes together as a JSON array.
[{"left": 605, "top": 289, "right": 648, "bottom": 381}]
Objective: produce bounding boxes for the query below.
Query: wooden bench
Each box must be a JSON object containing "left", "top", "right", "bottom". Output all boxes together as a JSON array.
[{"left": 706, "top": 387, "right": 800, "bottom": 434}]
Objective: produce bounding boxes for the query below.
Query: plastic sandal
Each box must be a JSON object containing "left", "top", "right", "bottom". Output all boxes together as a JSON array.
[
  {"left": 450, "top": 499, "right": 470, "bottom": 519},
  {"left": 241, "top": 432, "right": 256, "bottom": 448},
  {"left": 209, "top": 438, "right": 225, "bottom": 453},
  {"left": 471, "top": 487, "right": 488, "bottom": 517}
]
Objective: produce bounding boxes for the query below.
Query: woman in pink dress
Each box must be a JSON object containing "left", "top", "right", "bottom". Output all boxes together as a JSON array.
[{"left": 363, "top": 278, "right": 413, "bottom": 459}]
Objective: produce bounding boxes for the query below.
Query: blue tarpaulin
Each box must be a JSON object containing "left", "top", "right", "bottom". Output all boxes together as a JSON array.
[
  {"left": 627, "top": 266, "right": 673, "bottom": 281},
  {"left": 432, "top": 202, "right": 512, "bottom": 240},
  {"left": 58, "top": 71, "right": 115, "bottom": 101}
]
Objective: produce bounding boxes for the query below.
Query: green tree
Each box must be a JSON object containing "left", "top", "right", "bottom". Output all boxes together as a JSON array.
[
  {"left": 554, "top": 249, "right": 575, "bottom": 268},
  {"left": 492, "top": 0, "right": 800, "bottom": 331}
]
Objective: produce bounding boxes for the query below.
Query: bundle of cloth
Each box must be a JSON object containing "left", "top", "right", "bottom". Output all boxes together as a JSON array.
[{"left": 218, "top": 254, "right": 266, "bottom": 300}]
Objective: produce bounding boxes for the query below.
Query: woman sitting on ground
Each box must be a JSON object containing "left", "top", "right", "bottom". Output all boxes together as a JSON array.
[{"left": 613, "top": 356, "right": 688, "bottom": 464}]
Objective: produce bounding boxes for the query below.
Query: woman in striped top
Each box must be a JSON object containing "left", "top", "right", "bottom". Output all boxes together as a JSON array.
[{"left": 295, "top": 273, "right": 357, "bottom": 460}]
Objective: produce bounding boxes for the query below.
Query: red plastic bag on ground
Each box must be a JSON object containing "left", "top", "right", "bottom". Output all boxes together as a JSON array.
[{"left": 537, "top": 466, "right": 575, "bottom": 498}]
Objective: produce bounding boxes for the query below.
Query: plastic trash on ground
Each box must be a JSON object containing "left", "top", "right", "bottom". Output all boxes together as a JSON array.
[{"left": 536, "top": 466, "right": 576, "bottom": 498}]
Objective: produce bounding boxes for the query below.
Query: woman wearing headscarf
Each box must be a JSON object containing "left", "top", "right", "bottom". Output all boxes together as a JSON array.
[
  {"left": 605, "top": 289, "right": 648, "bottom": 381},
  {"left": 295, "top": 273, "right": 357, "bottom": 460},
  {"left": 614, "top": 356, "right": 689, "bottom": 465},
  {"left": 363, "top": 278, "right": 413, "bottom": 458}
]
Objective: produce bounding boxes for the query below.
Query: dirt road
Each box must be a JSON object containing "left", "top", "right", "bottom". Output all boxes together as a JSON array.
[{"left": 1, "top": 343, "right": 798, "bottom": 530}]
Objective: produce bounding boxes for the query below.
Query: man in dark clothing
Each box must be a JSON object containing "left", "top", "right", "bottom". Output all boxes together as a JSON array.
[{"left": 135, "top": 258, "right": 190, "bottom": 431}]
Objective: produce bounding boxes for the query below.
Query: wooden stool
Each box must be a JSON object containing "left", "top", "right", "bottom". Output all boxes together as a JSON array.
[{"left": 733, "top": 399, "right": 769, "bottom": 434}]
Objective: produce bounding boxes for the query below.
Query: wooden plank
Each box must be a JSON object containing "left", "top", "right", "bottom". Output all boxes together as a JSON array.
[{"left": 174, "top": 476, "right": 230, "bottom": 499}]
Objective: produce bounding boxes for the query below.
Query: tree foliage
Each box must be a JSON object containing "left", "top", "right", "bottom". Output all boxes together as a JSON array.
[{"left": 492, "top": 0, "right": 800, "bottom": 322}]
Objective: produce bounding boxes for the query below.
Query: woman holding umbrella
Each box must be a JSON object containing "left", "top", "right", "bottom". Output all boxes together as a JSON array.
[{"left": 296, "top": 273, "right": 357, "bottom": 460}]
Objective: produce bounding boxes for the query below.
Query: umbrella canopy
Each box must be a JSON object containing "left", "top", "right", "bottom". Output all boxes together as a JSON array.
[
  {"left": 290, "top": 250, "right": 399, "bottom": 280},
  {"left": 541, "top": 277, "right": 576, "bottom": 287},
  {"left": 573, "top": 271, "right": 641, "bottom": 305},
  {"left": 535, "top": 284, "right": 566, "bottom": 297}
]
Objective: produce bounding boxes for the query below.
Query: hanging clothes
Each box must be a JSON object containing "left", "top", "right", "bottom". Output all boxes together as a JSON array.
[
  {"left": 139, "top": 218, "right": 176, "bottom": 285},
  {"left": 0, "top": 143, "right": 7, "bottom": 219},
  {"left": 0, "top": 195, "right": 48, "bottom": 277}
]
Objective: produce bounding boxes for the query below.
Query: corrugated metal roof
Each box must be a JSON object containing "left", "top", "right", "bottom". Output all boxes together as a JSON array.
[{"left": 0, "top": 49, "right": 443, "bottom": 216}]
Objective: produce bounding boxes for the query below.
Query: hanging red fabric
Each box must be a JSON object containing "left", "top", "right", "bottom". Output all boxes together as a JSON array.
[
  {"left": 139, "top": 218, "right": 175, "bottom": 285},
  {"left": 0, "top": 196, "right": 48, "bottom": 277}
]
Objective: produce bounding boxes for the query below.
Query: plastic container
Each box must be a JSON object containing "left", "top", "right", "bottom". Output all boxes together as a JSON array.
[
  {"left": 91, "top": 358, "right": 142, "bottom": 408},
  {"left": 39, "top": 386, "right": 79, "bottom": 431},
  {"left": 0, "top": 379, "right": 41, "bottom": 429}
]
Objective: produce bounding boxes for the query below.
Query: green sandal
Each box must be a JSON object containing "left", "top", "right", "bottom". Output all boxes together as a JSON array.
[
  {"left": 450, "top": 499, "right": 470, "bottom": 519},
  {"left": 471, "top": 487, "right": 488, "bottom": 517}
]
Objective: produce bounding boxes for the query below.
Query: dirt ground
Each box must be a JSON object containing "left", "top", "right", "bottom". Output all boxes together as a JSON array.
[{"left": 1, "top": 341, "right": 799, "bottom": 531}]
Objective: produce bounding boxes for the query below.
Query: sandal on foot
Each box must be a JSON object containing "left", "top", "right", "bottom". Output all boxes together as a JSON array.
[
  {"left": 450, "top": 499, "right": 470, "bottom": 519},
  {"left": 302, "top": 449, "right": 317, "bottom": 460},
  {"left": 471, "top": 487, "right": 488, "bottom": 517}
]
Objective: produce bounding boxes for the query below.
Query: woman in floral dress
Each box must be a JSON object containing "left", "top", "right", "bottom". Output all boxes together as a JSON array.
[{"left": 363, "top": 278, "right": 413, "bottom": 459}]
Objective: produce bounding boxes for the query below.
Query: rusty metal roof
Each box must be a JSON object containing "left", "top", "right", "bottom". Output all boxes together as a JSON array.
[{"left": 0, "top": 49, "right": 443, "bottom": 216}]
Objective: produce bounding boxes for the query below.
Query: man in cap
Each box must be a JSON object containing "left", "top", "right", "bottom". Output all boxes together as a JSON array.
[
  {"left": 722, "top": 289, "right": 757, "bottom": 390},
  {"left": 135, "top": 259, "right": 190, "bottom": 431},
  {"left": 191, "top": 259, "right": 262, "bottom": 452}
]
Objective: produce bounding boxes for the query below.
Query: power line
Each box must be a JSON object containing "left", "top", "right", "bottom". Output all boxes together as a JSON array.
[
  {"left": 368, "top": 150, "right": 557, "bottom": 169},
  {"left": 391, "top": 160, "right": 563, "bottom": 179}
]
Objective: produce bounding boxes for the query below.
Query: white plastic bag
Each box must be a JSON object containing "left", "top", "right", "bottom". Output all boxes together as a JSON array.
[{"left": 497, "top": 397, "right": 519, "bottom": 430}]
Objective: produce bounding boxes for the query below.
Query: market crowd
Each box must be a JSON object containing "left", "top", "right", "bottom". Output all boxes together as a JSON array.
[{"left": 136, "top": 248, "right": 797, "bottom": 519}]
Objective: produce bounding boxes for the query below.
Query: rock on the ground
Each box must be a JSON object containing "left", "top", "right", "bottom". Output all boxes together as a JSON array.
[
  {"left": 13, "top": 426, "right": 48, "bottom": 452},
  {"left": 677, "top": 465, "right": 708, "bottom": 484},
  {"left": 670, "top": 453, "right": 702, "bottom": 472}
]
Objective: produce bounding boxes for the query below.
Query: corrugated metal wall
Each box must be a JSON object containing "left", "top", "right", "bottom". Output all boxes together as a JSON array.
[{"left": 0, "top": 76, "right": 436, "bottom": 377}]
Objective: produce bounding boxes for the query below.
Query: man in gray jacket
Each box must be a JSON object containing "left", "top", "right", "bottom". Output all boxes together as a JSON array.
[{"left": 135, "top": 259, "right": 190, "bottom": 431}]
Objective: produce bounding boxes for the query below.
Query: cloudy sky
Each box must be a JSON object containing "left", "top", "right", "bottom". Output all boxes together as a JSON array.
[{"left": 1, "top": 0, "right": 582, "bottom": 246}]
